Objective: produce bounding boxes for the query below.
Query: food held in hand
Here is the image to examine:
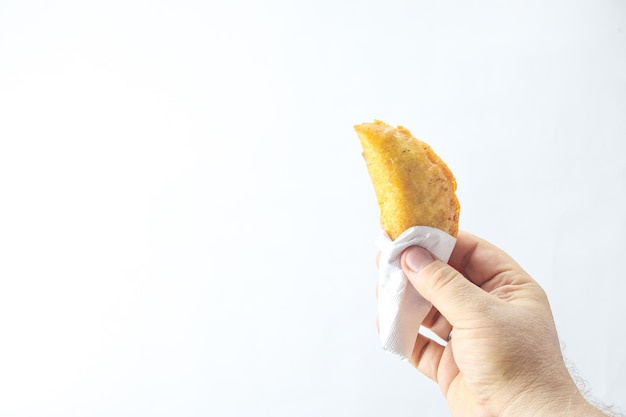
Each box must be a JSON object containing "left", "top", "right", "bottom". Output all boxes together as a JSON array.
[{"left": 355, "top": 120, "right": 460, "bottom": 240}]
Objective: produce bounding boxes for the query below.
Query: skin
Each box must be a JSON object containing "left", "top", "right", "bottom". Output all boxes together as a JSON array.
[{"left": 386, "top": 230, "right": 606, "bottom": 417}]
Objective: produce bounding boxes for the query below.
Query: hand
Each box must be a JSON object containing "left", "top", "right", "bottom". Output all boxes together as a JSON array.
[{"left": 398, "top": 231, "right": 604, "bottom": 417}]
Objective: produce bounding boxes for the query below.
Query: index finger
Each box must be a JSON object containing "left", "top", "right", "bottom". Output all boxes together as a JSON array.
[{"left": 448, "top": 231, "right": 532, "bottom": 290}]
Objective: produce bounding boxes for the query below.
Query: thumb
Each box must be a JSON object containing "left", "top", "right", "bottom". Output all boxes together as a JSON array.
[{"left": 401, "top": 246, "right": 492, "bottom": 326}]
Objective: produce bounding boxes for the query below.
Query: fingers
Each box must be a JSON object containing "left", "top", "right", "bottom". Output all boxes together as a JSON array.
[
  {"left": 409, "top": 333, "right": 444, "bottom": 381},
  {"left": 401, "top": 246, "right": 493, "bottom": 326},
  {"left": 409, "top": 333, "right": 458, "bottom": 387},
  {"left": 449, "top": 231, "right": 534, "bottom": 291},
  {"left": 422, "top": 307, "right": 452, "bottom": 343},
  {"left": 401, "top": 235, "right": 540, "bottom": 328}
]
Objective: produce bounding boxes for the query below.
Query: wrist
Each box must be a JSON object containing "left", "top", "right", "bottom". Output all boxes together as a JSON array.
[
  {"left": 531, "top": 396, "right": 606, "bottom": 417},
  {"left": 502, "top": 375, "right": 605, "bottom": 417}
]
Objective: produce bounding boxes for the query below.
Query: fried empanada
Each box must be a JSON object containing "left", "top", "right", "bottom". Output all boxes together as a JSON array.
[{"left": 355, "top": 120, "right": 460, "bottom": 240}]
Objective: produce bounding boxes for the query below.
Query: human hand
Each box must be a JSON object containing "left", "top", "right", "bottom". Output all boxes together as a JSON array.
[{"left": 398, "top": 231, "right": 604, "bottom": 417}]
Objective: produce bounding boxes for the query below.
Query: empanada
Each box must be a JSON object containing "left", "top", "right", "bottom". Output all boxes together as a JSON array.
[{"left": 355, "top": 120, "right": 460, "bottom": 240}]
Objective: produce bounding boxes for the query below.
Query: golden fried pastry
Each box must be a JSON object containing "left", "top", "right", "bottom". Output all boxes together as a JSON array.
[{"left": 355, "top": 120, "right": 460, "bottom": 240}]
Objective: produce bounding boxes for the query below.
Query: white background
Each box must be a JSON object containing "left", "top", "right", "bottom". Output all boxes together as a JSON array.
[{"left": 1, "top": 1, "right": 625, "bottom": 416}]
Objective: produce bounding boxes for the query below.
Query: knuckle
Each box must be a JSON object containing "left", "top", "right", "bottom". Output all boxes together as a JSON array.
[{"left": 426, "top": 262, "right": 459, "bottom": 293}]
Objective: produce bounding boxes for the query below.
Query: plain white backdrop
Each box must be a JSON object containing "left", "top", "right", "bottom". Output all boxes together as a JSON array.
[{"left": 1, "top": 1, "right": 625, "bottom": 416}]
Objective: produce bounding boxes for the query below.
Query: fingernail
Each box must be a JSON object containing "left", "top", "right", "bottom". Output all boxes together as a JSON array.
[{"left": 403, "top": 246, "right": 435, "bottom": 272}]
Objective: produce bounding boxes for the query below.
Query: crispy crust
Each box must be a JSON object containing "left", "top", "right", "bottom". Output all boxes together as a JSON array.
[{"left": 355, "top": 120, "right": 460, "bottom": 240}]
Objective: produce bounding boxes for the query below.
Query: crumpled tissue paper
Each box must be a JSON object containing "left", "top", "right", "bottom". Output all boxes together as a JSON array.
[{"left": 376, "top": 226, "right": 456, "bottom": 360}]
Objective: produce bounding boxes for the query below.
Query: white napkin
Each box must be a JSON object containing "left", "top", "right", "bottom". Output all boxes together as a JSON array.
[{"left": 376, "top": 226, "right": 457, "bottom": 360}]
